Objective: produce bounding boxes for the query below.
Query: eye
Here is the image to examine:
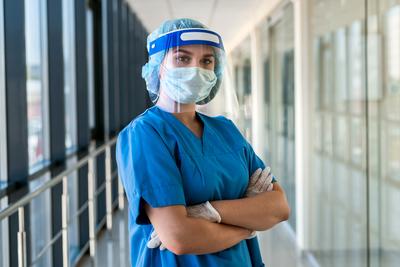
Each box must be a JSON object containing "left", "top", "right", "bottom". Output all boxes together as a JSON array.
[
  {"left": 175, "top": 55, "right": 191, "bottom": 63},
  {"left": 202, "top": 58, "right": 214, "bottom": 65}
]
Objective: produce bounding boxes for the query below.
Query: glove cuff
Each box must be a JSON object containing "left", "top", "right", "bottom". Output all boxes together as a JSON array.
[{"left": 205, "top": 201, "right": 222, "bottom": 223}]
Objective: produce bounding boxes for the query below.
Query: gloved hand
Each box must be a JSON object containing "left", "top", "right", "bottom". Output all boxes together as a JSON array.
[
  {"left": 245, "top": 167, "right": 274, "bottom": 197},
  {"left": 246, "top": 230, "right": 257, "bottom": 239},
  {"left": 186, "top": 201, "right": 222, "bottom": 223},
  {"left": 147, "top": 230, "right": 167, "bottom": 251}
]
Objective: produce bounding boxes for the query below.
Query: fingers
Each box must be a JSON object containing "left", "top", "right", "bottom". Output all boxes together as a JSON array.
[
  {"left": 150, "top": 230, "right": 158, "bottom": 239},
  {"left": 254, "top": 167, "right": 272, "bottom": 191},
  {"left": 259, "top": 168, "right": 273, "bottom": 192},
  {"left": 249, "top": 168, "right": 262, "bottom": 186},
  {"left": 147, "top": 231, "right": 161, "bottom": 249}
]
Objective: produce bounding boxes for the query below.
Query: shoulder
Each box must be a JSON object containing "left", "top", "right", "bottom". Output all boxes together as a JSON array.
[
  {"left": 117, "top": 108, "right": 159, "bottom": 144},
  {"left": 117, "top": 106, "right": 175, "bottom": 151},
  {"left": 119, "top": 106, "right": 165, "bottom": 136}
]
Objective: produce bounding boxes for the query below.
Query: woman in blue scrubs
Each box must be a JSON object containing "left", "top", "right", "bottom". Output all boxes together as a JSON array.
[{"left": 116, "top": 18, "right": 290, "bottom": 267}]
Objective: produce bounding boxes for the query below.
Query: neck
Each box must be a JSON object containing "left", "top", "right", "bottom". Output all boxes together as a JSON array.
[{"left": 156, "top": 90, "right": 197, "bottom": 121}]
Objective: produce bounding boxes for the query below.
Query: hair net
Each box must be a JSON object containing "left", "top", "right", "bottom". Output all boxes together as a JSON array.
[{"left": 141, "top": 18, "right": 226, "bottom": 104}]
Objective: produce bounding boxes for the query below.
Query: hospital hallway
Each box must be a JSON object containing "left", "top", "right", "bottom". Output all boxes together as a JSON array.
[{"left": 0, "top": 0, "right": 399, "bottom": 267}]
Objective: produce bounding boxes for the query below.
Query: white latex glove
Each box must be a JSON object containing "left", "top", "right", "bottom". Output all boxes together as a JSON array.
[
  {"left": 246, "top": 230, "right": 257, "bottom": 239},
  {"left": 147, "top": 230, "right": 167, "bottom": 251},
  {"left": 245, "top": 167, "right": 274, "bottom": 197},
  {"left": 186, "top": 201, "right": 222, "bottom": 223}
]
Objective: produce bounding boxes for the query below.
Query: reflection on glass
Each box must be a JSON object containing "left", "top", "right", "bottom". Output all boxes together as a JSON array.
[
  {"left": 258, "top": 3, "right": 296, "bottom": 231},
  {"left": 63, "top": 0, "right": 77, "bottom": 151},
  {"left": 0, "top": 198, "right": 9, "bottom": 267},
  {"left": 86, "top": 7, "right": 95, "bottom": 131},
  {"left": 29, "top": 174, "right": 52, "bottom": 267},
  {"left": 231, "top": 37, "right": 252, "bottom": 140},
  {"left": 310, "top": 10, "right": 368, "bottom": 266},
  {"left": 375, "top": 5, "right": 400, "bottom": 265},
  {"left": 348, "top": 21, "right": 365, "bottom": 114},
  {"left": 25, "top": 0, "right": 46, "bottom": 168},
  {"left": 66, "top": 157, "right": 79, "bottom": 264},
  {"left": 334, "top": 28, "right": 347, "bottom": 113}
]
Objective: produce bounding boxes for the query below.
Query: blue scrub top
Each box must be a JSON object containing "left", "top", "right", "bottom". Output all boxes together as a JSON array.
[{"left": 116, "top": 105, "right": 275, "bottom": 267}]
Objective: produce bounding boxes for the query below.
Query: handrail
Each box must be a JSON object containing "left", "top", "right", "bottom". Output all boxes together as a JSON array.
[
  {"left": 0, "top": 136, "right": 123, "bottom": 267},
  {"left": 0, "top": 138, "right": 117, "bottom": 220}
]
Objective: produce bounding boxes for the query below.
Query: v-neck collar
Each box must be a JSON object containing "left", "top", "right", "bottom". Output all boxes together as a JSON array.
[{"left": 153, "top": 105, "right": 208, "bottom": 153}]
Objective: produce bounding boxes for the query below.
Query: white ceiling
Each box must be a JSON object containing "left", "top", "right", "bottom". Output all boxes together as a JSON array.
[{"left": 127, "top": 0, "right": 282, "bottom": 52}]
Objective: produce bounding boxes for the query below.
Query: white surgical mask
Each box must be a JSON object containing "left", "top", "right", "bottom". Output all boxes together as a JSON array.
[{"left": 160, "top": 67, "right": 217, "bottom": 104}]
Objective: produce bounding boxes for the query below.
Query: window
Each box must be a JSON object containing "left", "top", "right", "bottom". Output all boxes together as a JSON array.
[
  {"left": 0, "top": 2, "right": 7, "bottom": 265},
  {"left": 65, "top": 157, "right": 79, "bottom": 264},
  {"left": 0, "top": 0, "right": 7, "bottom": 190},
  {"left": 86, "top": 6, "right": 95, "bottom": 132},
  {"left": 265, "top": 4, "right": 296, "bottom": 231},
  {"left": 25, "top": 0, "right": 50, "bottom": 170},
  {"left": 62, "top": 0, "right": 77, "bottom": 152},
  {"left": 29, "top": 174, "right": 52, "bottom": 267},
  {"left": 231, "top": 37, "right": 252, "bottom": 139},
  {"left": 0, "top": 197, "right": 10, "bottom": 267}
]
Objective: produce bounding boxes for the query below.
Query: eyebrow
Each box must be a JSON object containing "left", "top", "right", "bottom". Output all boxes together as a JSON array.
[{"left": 173, "top": 48, "right": 215, "bottom": 58}]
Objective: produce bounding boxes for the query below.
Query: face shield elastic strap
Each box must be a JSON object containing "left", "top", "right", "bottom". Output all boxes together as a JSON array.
[{"left": 147, "top": 28, "right": 225, "bottom": 57}]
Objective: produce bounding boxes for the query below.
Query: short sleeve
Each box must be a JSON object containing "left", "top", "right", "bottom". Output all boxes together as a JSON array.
[
  {"left": 224, "top": 118, "right": 277, "bottom": 183},
  {"left": 116, "top": 120, "right": 186, "bottom": 225},
  {"left": 244, "top": 140, "right": 277, "bottom": 183}
]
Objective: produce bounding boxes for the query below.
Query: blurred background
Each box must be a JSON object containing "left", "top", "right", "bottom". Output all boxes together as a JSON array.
[{"left": 0, "top": 0, "right": 399, "bottom": 266}]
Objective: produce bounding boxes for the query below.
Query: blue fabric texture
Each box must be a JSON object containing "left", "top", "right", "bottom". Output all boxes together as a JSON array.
[
  {"left": 116, "top": 105, "right": 275, "bottom": 267},
  {"left": 141, "top": 18, "right": 226, "bottom": 104}
]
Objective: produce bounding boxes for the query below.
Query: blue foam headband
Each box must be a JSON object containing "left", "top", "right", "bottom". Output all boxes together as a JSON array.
[{"left": 148, "top": 28, "right": 225, "bottom": 56}]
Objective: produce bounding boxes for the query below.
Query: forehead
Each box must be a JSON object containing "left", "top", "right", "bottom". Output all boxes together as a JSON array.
[{"left": 169, "top": 44, "right": 215, "bottom": 55}]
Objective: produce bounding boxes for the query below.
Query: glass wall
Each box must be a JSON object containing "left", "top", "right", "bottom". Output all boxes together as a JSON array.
[
  {"left": 29, "top": 174, "right": 52, "bottom": 267},
  {"left": 0, "top": 197, "right": 9, "bottom": 267},
  {"left": 231, "top": 36, "right": 253, "bottom": 140},
  {"left": 308, "top": 1, "right": 368, "bottom": 266},
  {"left": 0, "top": 0, "right": 7, "bottom": 191},
  {"left": 86, "top": 5, "right": 96, "bottom": 132},
  {"left": 264, "top": 3, "right": 296, "bottom": 230},
  {"left": 66, "top": 158, "right": 79, "bottom": 264},
  {"left": 25, "top": 0, "right": 49, "bottom": 170},
  {"left": 63, "top": 0, "right": 77, "bottom": 152},
  {"left": 368, "top": 1, "right": 400, "bottom": 266},
  {"left": 0, "top": 2, "right": 8, "bottom": 265}
]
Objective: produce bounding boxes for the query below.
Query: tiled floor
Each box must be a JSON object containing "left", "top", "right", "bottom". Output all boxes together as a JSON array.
[
  {"left": 77, "top": 207, "right": 130, "bottom": 267},
  {"left": 258, "top": 223, "right": 317, "bottom": 267},
  {"left": 78, "top": 206, "right": 317, "bottom": 267}
]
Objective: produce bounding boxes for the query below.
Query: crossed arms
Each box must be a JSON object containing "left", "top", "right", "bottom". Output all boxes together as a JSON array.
[{"left": 144, "top": 182, "right": 290, "bottom": 255}]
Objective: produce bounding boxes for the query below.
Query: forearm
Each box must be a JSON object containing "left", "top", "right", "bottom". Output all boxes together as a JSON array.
[
  {"left": 210, "top": 187, "right": 290, "bottom": 231},
  {"left": 174, "top": 217, "right": 251, "bottom": 255}
]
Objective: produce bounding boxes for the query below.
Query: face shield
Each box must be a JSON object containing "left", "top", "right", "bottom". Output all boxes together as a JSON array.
[{"left": 146, "top": 28, "right": 237, "bottom": 115}]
